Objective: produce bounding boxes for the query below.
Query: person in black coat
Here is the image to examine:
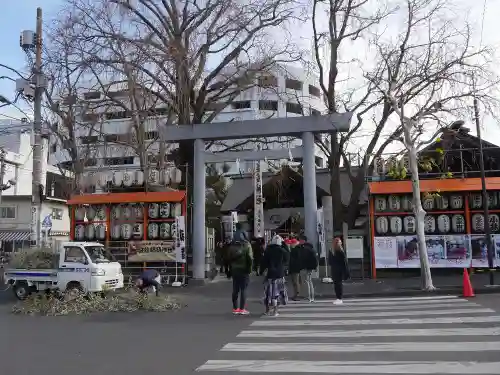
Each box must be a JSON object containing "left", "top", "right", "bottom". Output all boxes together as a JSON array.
[
  {"left": 328, "top": 237, "right": 350, "bottom": 305},
  {"left": 251, "top": 237, "right": 265, "bottom": 275},
  {"left": 260, "top": 235, "right": 290, "bottom": 316},
  {"left": 298, "top": 235, "right": 318, "bottom": 302}
]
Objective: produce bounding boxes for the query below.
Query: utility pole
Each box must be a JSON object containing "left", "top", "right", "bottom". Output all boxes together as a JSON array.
[
  {"left": 474, "top": 96, "right": 495, "bottom": 285},
  {"left": 0, "top": 149, "right": 5, "bottom": 204},
  {"left": 31, "top": 7, "right": 44, "bottom": 248}
]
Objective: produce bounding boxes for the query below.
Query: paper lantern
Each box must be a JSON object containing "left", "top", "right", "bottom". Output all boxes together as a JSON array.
[
  {"left": 374, "top": 157, "right": 386, "bottom": 176},
  {"left": 489, "top": 214, "right": 500, "bottom": 232},
  {"left": 135, "top": 170, "right": 144, "bottom": 185},
  {"left": 424, "top": 215, "right": 436, "bottom": 233},
  {"left": 97, "top": 172, "right": 107, "bottom": 189},
  {"left": 470, "top": 193, "right": 482, "bottom": 209},
  {"left": 87, "top": 172, "right": 97, "bottom": 190},
  {"left": 75, "top": 225, "right": 85, "bottom": 240},
  {"left": 437, "top": 215, "right": 451, "bottom": 233},
  {"left": 132, "top": 203, "right": 144, "bottom": 219},
  {"left": 95, "top": 205, "right": 106, "bottom": 220},
  {"left": 422, "top": 196, "right": 435, "bottom": 210},
  {"left": 122, "top": 204, "right": 132, "bottom": 219},
  {"left": 106, "top": 171, "right": 114, "bottom": 186},
  {"left": 451, "top": 214, "right": 465, "bottom": 233},
  {"left": 85, "top": 224, "right": 95, "bottom": 240},
  {"left": 172, "top": 203, "right": 182, "bottom": 217},
  {"left": 121, "top": 223, "right": 132, "bottom": 240},
  {"left": 472, "top": 214, "right": 485, "bottom": 232},
  {"left": 375, "top": 217, "right": 389, "bottom": 234},
  {"left": 401, "top": 195, "right": 413, "bottom": 211},
  {"left": 132, "top": 223, "right": 143, "bottom": 239},
  {"left": 390, "top": 216, "right": 403, "bottom": 234},
  {"left": 388, "top": 195, "right": 401, "bottom": 211},
  {"left": 111, "top": 205, "right": 121, "bottom": 220},
  {"left": 148, "top": 169, "right": 160, "bottom": 185},
  {"left": 113, "top": 171, "right": 123, "bottom": 187},
  {"left": 435, "top": 195, "right": 449, "bottom": 210},
  {"left": 148, "top": 203, "right": 159, "bottom": 218},
  {"left": 403, "top": 216, "right": 416, "bottom": 233},
  {"left": 123, "top": 170, "right": 133, "bottom": 187},
  {"left": 148, "top": 223, "right": 159, "bottom": 239},
  {"left": 95, "top": 224, "right": 106, "bottom": 240},
  {"left": 488, "top": 193, "right": 498, "bottom": 208},
  {"left": 86, "top": 206, "right": 96, "bottom": 221},
  {"left": 170, "top": 168, "right": 182, "bottom": 184},
  {"left": 75, "top": 206, "right": 86, "bottom": 221},
  {"left": 159, "top": 203, "right": 170, "bottom": 218},
  {"left": 450, "top": 195, "right": 463, "bottom": 209},
  {"left": 162, "top": 169, "right": 171, "bottom": 186},
  {"left": 160, "top": 223, "right": 171, "bottom": 239},
  {"left": 111, "top": 225, "right": 121, "bottom": 239},
  {"left": 375, "top": 197, "right": 387, "bottom": 212}
]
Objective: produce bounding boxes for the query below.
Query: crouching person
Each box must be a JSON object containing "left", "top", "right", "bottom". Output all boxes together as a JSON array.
[{"left": 136, "top": 268, "right": 161, "bottom": 297}]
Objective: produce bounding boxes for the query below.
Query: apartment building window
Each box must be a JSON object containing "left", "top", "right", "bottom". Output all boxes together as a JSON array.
[
  {"left": 82, "top": 113, "right": 100, "bottom": 122},
  {"left": 258, "top": 100, "right": 278, "bottom": 111},
  {"left": 62, "top": 140, "right": 73, "bottom": 150},
  {"left": 257, "top": 75, "right": 278, "bottom": 88},
  {"left": 83, "top": 91, "right": 101, "bottom": 100},
  {"left": 285, "top": 78, "right": 303, "bottom": 91},
  {"left": 205, "top": 102, "right": 226, "bottom": 112},
  {"left": 309, "top": 85, "right": 321, "bottom": 97},
  {"left": 51, "top": 208, "right": 64, "bottom": 220},
  {"left": 208, "top": 81, "right": 226, "bottom": 91},
  {"left": 145, "top": 131, "right": 159, "bottom": 140},
  {"left": 105, "top": 134, "right": 132, "bottom": 143},
  {"left": 0, "top": 206, "right": 16, "bottom": 219},
  {"left": 108, "top": 90, "right": 128, "bottom": 98},
  {"left": 80, "top": 135, "right": 99, "bottom": 144},
  {"left": 232, "top": 101, "right": 251, "bottom": 110},
  {"left": 310, "top": 108, "right": 321, "bottom": 116},
  {"left": 50, "top": 143, "right": 57, "bottom": 153},
  {"left": 104, "top": 157, "right": 134, "bottom": 166},
  {"left": 105, "top": 111, "right": 130, "bottom": 120},
  {"left": 151, "top": 107, "right": 169, "bottom": 116},
  {"left": 84, "top": 158, "right": 97, "bottom": 167},
  {"left": 286, "top": 102, "right": 303, "bottom": 115}
]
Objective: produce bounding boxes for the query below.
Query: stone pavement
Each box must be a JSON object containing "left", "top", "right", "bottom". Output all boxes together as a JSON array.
[{"left": 196, "top": 295, "right": 500, "bottom": 373}]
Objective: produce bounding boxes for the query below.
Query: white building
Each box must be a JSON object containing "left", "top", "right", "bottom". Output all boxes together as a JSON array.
[
  {"left": 0, "top": 123, "right": 71, "bottom": 251},
  {"left": 47, "top": 64, "right": 328, "bottom": 178}
]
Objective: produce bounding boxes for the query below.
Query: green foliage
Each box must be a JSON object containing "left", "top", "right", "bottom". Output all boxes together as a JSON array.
[
  {"left": 11, "top": 289, "right": 184, "bottom": 316},
  {"left": 8, "top": 249, "right": 58, "bottom": 269}
]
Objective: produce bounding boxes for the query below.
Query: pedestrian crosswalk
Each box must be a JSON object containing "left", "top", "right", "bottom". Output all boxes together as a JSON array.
[{"left": 196, "top": 295, "right": 500, "bottom": 373}]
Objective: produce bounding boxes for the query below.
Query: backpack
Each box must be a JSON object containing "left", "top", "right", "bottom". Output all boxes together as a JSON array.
[{"left": 228, "top": 241, "right": 246, "bottom": 262}]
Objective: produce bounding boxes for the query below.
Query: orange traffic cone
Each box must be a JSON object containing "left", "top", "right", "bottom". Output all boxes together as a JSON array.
[{"left": 463, "top": 268, "right": 475, "bottom": 298}]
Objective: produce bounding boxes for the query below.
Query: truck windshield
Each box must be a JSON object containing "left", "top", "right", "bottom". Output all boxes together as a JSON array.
[{"left": 86, "top": 246, "right": 114, "bottom": 263}]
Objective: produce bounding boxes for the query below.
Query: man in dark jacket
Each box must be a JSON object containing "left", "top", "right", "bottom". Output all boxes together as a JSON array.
[
  {"left": 260, "top": 235, "right": 290, "bottom": 316},
  {"left": 297, "top": 235, "right": 318, "bottom": 302},
  {"left": 288, "top": 239, "right": 302, "bottom": 300},
  {"left": 251, "top": 237, "right": 265, "bottom": 275},
  {"left": 136, "top": 269, "right": 161, "bottom": 297},
  {"left": 226, "top": 231, "right": 253, "bottom": 315}
]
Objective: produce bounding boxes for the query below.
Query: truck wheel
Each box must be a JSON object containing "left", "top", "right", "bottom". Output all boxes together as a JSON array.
[
  {"left": 13, "top": 282, "right": 30, "bottom": 301},
  {"left": 65, "top": 283, "right": 83, "bottom": 301}
]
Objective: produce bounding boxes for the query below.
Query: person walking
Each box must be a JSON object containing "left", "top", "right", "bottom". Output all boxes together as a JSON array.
[
  {"left": 297, "top": 235, "right": 318, "bottom": 302},
  {"left": 328, "top": 237, "right": 350, "bottom": 305},
  {"left": 288, "top": 237, "right": 303, "bottom": 300},
  {"left": 226, "top": 231, "right": 253, "bottom": 315},
  {"left": 260, "top": 235, "right": 289, "bottom": 316}
]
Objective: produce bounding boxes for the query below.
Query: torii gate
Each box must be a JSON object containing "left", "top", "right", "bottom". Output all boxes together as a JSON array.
[{"left": 160, "top": 113, "right": 353, "bottom": 280}]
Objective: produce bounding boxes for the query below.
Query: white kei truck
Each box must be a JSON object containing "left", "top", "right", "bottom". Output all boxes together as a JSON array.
[{"left": 4, "top": 242, "right": 124, "bottom": 300}]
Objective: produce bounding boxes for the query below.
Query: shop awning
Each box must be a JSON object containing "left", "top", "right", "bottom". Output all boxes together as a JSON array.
[{"left": 0, "top": 231, "right": 30, "bottom": 241}]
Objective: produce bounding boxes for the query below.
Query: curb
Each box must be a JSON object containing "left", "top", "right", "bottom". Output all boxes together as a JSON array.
[{"left": 315, "top": 286, "right": 500, "bottom": 299}]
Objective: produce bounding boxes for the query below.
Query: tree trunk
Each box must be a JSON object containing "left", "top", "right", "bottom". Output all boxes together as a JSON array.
[{"left": 403, "top": 121, "right": 435, "bottom": 291}]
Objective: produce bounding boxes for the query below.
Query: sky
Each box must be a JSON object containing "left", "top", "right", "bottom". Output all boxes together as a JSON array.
[{"left": 1, "top": 0, "right": 500, "bottom": 155}]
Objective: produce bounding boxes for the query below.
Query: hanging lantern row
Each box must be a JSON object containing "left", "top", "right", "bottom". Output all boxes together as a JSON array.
[
  {"left": 471, "top": 213, "right": 500, "bottom": 233},
  {"left": 74, "top": 222, "right": 178, "bottom": 241},
  {"left": 79, "top": 167, "right": 182, "bottom": 189},
  {"left": 74, "top": 203, "right": 182, "bottom": 221},
  {"left": 375, "top": 214, "right": 466, "bottom": 236},
  {"left": 469, "top": 192, "right": 500, "bottom": 209},
  {"left": 374, "top": 194, "right": 464, "bottom": 212}
]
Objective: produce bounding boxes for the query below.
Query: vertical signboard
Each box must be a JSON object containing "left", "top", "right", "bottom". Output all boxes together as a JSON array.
[{"left": 253, "top": 160, "right": 264, "bottom": 238}]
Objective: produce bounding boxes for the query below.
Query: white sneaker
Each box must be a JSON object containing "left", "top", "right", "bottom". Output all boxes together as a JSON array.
[
  {"left": 333, "top": 299, "right": 343, "bottom": 305},
  {"left": 309, "top": 298, "right": 315, "bottom": 303}
]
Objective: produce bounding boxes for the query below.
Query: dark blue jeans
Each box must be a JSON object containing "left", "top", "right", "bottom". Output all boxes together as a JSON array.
[{"left": 232, "top": 274, "right": 249, "bottom": 310}]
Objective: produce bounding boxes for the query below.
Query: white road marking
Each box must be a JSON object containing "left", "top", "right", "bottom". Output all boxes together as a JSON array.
[
  {"left": 272, "top": 308, "right": 494, "bottom": 319},
  {"left": 222, "top": 341, "right": 500, "bottom": 352},
  {"left": 287, "top": 295, "right": 459, "bottom": 304},
  {"left": 196, "top": 360, "right": 500, "bottom": 373},
  {"left": 286, "top": 298, "right": 466, "bottom": 307},
  {"left": 251, "top": 315, "right": 500, "bottom": 326},
  {"left": 280, "top": 302, "right": 478, "bottom": 312},
  {"left": 238, "top": 327, "right": 500, "bottom": 338}
]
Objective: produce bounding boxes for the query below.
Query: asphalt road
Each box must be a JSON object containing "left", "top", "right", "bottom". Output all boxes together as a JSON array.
[{"left": 1, "top": 283, "right": 500, "bottom": 375}]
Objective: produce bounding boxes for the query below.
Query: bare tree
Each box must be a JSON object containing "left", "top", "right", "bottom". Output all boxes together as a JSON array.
[{"left": 370, "top": 0, "right": 498, "bottom": 289}]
